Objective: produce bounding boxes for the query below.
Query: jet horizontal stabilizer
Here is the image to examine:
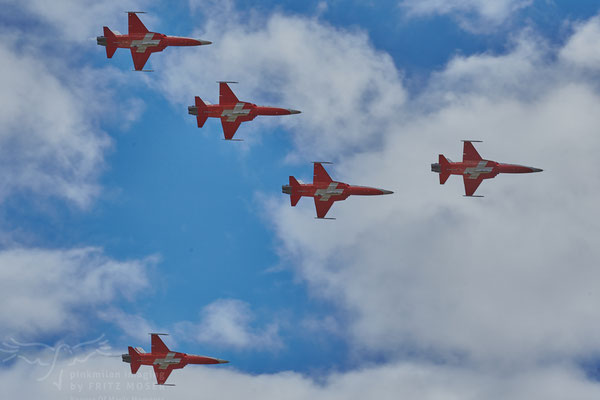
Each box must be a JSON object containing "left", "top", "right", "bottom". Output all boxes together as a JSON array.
[
  {"left": 463, "top": 195, "right": 484, "bottom": 198},
  {"left": 462, "top": 140, "right": 483, "bottom": 142},
  {"left": 315, "top": 217, "right": 336, "bottom": 220},
  {"left": 223, "top": 138, "right": 244, "bottom": 141},
  {"left": 125, "top": 11, "right": 147, "bottom": 13},
  {"left": 217, "top": 81, "right": 238, "bottom": 84},
  {"left": 132, "top": 69, "right": 154, "bottom": 72},
  {"left": 311, "top": 161, "right": 333, "bottom": 164}
]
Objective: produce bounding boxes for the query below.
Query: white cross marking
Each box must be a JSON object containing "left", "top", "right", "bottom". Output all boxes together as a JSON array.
[
  {"left": 131, "top": 33, "right": 160, "bottom": 53},
  {"left": 464, "top": 161, "right": 493, "bottom": 179},
  {"left": 314, "top": 183, "right": 344, "bottom": 201},
  {"left": 221, "top": 103, "right": 250, "bottom": 122},
  {"left": 153, "top": 352, "right": 181, "bottom": 370}
]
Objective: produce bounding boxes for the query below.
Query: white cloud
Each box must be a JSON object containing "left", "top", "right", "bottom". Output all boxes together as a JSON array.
[
  {"left": 177, "top": 299, "right": 282, "bottom": 350},
  {"left": 10, "top": 0, "right": 148, "bottom": 42},
  {"left": 154, "top": 4, "right": 600, "bottom": 372},
  {"left": 0, "top": 2, "right": 149, "bottom": 208},
  {"left": 0, "top": 42, "right": 113, "bottom": 207},
  {"left": 0, "top": 247, "right": 153, "bottom": 338},
  {"left": 154, "top": 13, "right": 405, "bottom": 158},
  {"left": 265, "top": 21, "right": 600, "bottom": 367},
  {"left": 1, "top": 354, "right": 600, "bottom": 399},
  {"left": 399, "top": 0, "right": 533, "bottom": 32},
  {"left": 560, "top": 16, "right": 600, "bottom": 70},
  {"left": 2, "top": 1, "right": 600, "bottom": 398}
]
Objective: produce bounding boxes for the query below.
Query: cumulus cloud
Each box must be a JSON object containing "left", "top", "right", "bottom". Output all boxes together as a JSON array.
[
  {"left": 154, "top": 12, "right": 405, "bottom": 158},
  {"left": 399, "top": 0, "right": 533, "bottom": 32},
  {"left": 0, "top": 247, "right": 153, "bottom": 339},
  {"left": 560, "top": 16, "right": 600, "bottom": 70},
  {"left": 154, "top": 3, "right": 600, "bottom": 371},
  {"left": 0, "top": 3, "right": 148, "bottom": 208},
  {"left": 0, "top": 42, "right": 113, "bottom": 207},
  {"left": 177, "top": 299, "right": 282, "bottom": 350},
  {"left": 2, "top": 1, "right": 600, "bottom": 398},
  {"left": 266, "top": 20, "right": 600, "bottom": 367},
  {"left": 8, "top": 0, "right": 148, "bottom": 42},
  {"left": 1, "top": 354, "right": 600, "bottom": 399}
]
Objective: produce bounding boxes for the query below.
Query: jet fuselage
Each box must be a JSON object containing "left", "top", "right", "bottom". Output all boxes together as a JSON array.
[
  {"left": 97, "top": 32, "right": 209, "bottom": 53},
  {"left": 283, "top": 163, "right": 393, "bottom": 218},
  {"left": 97, "top": 12, "right": 211, "bottom": 71},
  {"left": 187, "top": 82, "right": 301, "bottom": 140},
  {"left": 122, "top": 350, "right": 226, "bottom": 370},
  {"left": 282, "top": 181, "right": 392, "bottom": 202},
  {"left": 188, "top": 102, "right": 300, "bottom": 123},
  {"left": 432, "top": 141, "right": 543, "bottom": 196}
]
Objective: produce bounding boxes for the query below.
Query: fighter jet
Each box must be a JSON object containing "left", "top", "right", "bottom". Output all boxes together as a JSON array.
[
  {"left": 431, "top": 140, "right": 543, "bottom": 197},
  {"left": 188, "top": 82, "right": 301, "bottom": 140},
  {"left": 282, "top": 162, "right": 394, "bottom": 219},
  {"left": 122, "top": 333, "right": 228, "bottom": 385},
  {"left": 97, "top": 12, "right": 212, "bottom": 71}
]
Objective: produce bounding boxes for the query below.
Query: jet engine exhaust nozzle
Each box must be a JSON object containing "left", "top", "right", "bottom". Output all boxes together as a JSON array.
[
  {"left": 282, "top": 185, "right": 292, "bottom": 195},
  {"left": 121, "top": 354, "right": 131, "bottom": 363},
  {"left": 188, "top": 106, "right": 198, "bottom": 116},
  {"left": 97, "top": 36, "right": 107, "bottom": 46},
  {"left": 431, "top": 163, "right": 441, "bottom": 173}
]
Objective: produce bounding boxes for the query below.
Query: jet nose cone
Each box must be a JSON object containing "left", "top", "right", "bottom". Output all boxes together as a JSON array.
[
  {"left": 217, "top": 359, "right": 229, "bottom": 364},
  {"left": 198, "top": 40, "right": 212, "bottom": 45},
  {"left": 531, "top": 167, "right": 543, "bottom": 173},
  {"left": 380, "top": 189, "right": 394, "bottom": 195},
  {"left": 287, "top": 109, "right": 301, "bottom": 114}
]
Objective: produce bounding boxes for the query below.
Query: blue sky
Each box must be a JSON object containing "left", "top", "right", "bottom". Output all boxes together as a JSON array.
[{"left": 2, "top": 0, "right": 600, "bottom": 398}]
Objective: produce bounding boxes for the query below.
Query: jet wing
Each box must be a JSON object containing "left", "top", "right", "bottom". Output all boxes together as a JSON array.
[
  {"left": 220, "top": 118, "right": 242, "bottom": 140},
  {"left": 463, "top": 175, "right": 484, "bottom": 196},
  {"left": 151, "top": 334, "right": 171, "bottom": 354},
  {"left": 219, "top": 82, "right": 240, "bottom": 105},
  {"left": 130, "top": 49, "right": 152, "bottom": 71},
  {"left": 128, "top": 12, "right": 149, "bottom": 35},
  {"left": 313, "top": 163, "right": 333, "bottom": 183},
  {"left": 463, "top": 141, "right": 483, "bottom": 162},
  {"left": 153, "top": 364, "right": 175, "bottom": 385},
  {"left": 314, "top": 198, "right": 335, "bottom": 219}
]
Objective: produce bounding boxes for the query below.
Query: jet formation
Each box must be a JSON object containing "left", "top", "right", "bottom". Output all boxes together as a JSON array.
[
  {"left": 282, "top": 162, "right": 394, "bottom": 219},
  {"left": 93, "top": 11, "right": 546, "bottom": 387},
  {"left": 432, "top": 141, "right": 543, "bottom": 197},
  {"left": 122, "top": 333, "right": 228, "bottom": 385},
  {"left": 188, "top": 82, "right": 301, "bottom": 140},
  {"left": 97, "top": 12, "right": 212, "bottom": 71}
]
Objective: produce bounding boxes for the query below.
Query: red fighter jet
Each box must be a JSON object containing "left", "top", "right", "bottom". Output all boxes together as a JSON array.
[
  {"left": 188, "top": 82, "right": 301, "bottom": 140},
  {"left": 431, "top": 140, "right": 543, "bottom": 197},
  {"left": 122, "top": 333, "right": 228, "bottom": 385},
  {"left": 282, "top": 162, "right": 394, "bottom": 219},
  {"left": 97, "top": 12, "right": 212, "bottom": 71}
]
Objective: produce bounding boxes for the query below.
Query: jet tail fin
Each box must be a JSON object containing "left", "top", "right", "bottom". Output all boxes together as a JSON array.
[
  {"left": 195, "top": 96, "right": 209, "bottom": 127},
  {"left": 289, "top": 176, "right": 301, "bottom": 206},
  {"left": 439, "top": 155, "right": 451, "bottom": 185},
  {"left": 103, "top": 27, "right": 118, "bottom": 58},
  {"left": 128, "top": 346, "right": 142, "bottom": 375}
]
